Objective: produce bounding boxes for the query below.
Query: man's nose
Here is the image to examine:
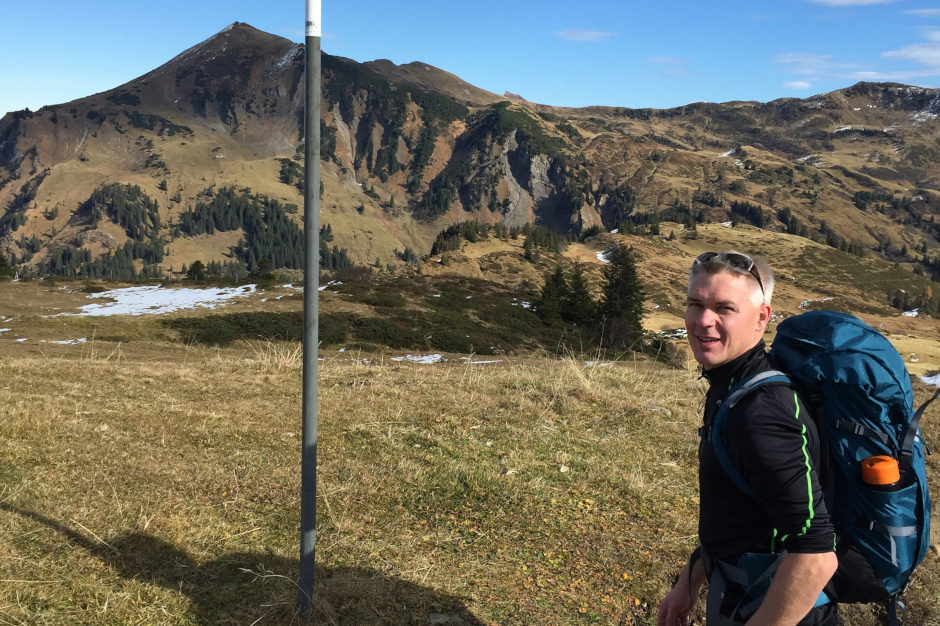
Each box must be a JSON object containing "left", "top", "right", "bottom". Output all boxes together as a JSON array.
[{"left": 697, "top": 307, "right": 718, "bottom": 326}]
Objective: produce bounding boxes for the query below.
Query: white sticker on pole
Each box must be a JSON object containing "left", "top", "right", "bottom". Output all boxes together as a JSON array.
[{"left": 306, "top": 0, "right": 322, "bottom": 37}]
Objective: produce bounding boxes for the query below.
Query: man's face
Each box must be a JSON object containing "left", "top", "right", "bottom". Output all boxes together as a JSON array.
[{"left": 685, "top": 269, "right": 771, "bottom": 370}]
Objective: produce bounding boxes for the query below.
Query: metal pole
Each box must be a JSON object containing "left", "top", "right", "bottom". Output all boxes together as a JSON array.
[{"left": 298, "top": 0, "right": 321, "bottom": 613}]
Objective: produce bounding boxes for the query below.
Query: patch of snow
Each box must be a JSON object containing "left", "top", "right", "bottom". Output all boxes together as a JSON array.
[
  {"left": 596, "top": 250, "right": 611, "bottom": 264},
  {"left": 799, "top": 297, "right": 834, "bottom": 309},
  {"left": 921, "top": 373, "right": 940, "bottom": 388},
  {"left": 62, "top": 284, "right": 257, "bottom": 317},
  {"left": 16, "top": 338, "right": 27, "bottom": 343},
  {"left": 834, "top": 125, "right": 853, "bottom": 133},
  {"left": 912, "top": 110, "right": 938, "bottom": 125},
  {"left": 721, "top": 221, "right": 733, "bottom": 227},
  {"left": 47, "top": 338, "right": 88, "bottom": 345},
  {"left": 0, "top": 328, "right": 9, "bottom": 333},
  {"left": 853, "top": 107, "right": 860, "bottom": 111},
  {"left": 610, "top": 228, "right": 619, "bottom": 234},
  {"left": 584, "top": 361, "right": 613, "bottom": 367},
  {"left": 264, "top": 43, "right": 303, "bottom": 79},
  {"left": 432, "top": 294, "right": 442, "bottom": 298},
  {"left": 903, "top": 309, "right": 919, "bottom": 318},
  {"left": 465, "top": 295, "right": 473, "bottom": 299},
  {"left": 520, "top": 301, "right": 531, "bottom": 309},
  {"left": 390, "top": 354, "right": 445, "bottom": 364},
  {"left": 319, "top": 280, "right": 342, "bottom": 292},
  {"left": 720, "top": 149, "right": 737, "bottom": 157},
  {"left": 656, "top": 328, "right": 688, "bottom": 340}
]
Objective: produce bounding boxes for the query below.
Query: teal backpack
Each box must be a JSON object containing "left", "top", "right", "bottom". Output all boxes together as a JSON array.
[{"left": 708, "top": 311, "right": 937, "bottom": 624}]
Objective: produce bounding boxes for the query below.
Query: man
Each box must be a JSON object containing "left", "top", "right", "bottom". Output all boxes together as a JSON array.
[{"left": 658, "top": 251, "right": 838, "bottom": 625}]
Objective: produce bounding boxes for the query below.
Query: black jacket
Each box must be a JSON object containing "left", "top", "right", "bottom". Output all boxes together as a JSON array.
[{"left": 698, "top": 341, "right": 835, "bottom": 561}]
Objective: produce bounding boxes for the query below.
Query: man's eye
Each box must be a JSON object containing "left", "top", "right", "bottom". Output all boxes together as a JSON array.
[{"left": 718, "top": 306, "right": 735, "bottom": 313}]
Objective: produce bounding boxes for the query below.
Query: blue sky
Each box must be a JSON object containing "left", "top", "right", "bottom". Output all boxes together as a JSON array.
[{"left": 3, "top": 0, "right": 940, "bottom": 117}]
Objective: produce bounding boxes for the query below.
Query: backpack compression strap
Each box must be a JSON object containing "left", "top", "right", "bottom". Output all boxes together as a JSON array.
[
  {"left": 899, "top": 387, "right": 940, "bottom": 471},
  {"left": 706, "top": 370, "right": 792, "bottom": 498}
]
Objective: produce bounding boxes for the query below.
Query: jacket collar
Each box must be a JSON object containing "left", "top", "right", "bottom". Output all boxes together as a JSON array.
[{"left": 701, "top": 340, "right": 767, "bottom": 391}]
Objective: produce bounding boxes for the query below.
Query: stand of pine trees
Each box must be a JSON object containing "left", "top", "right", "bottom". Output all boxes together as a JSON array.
[
  {"left": 179, "top": 187, "right": 351, "bottom": 272},
  {"left": 37, "top": 184, "right": 167, "bottom": 280},
  {"left": 535, "top": 244, "right": 645, "bottom": 349}
]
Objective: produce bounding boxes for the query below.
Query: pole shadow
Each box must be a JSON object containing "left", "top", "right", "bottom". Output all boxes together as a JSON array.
[{"left": 0, "top": 503, "right": 483, "bottom": 625}]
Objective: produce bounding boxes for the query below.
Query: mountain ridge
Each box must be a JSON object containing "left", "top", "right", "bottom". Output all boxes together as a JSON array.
[{"left": 0, "top": 22, "right": 936, "bottom": 289}]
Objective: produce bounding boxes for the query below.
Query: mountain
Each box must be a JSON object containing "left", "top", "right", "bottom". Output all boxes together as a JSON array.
[{"left": 0, "top": 22, "right": 937, "bottom": 282}]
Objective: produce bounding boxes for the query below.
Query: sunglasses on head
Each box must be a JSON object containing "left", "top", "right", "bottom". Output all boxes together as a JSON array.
[{"left": 693, "top": 252, "right": 765, "bottom": 296}]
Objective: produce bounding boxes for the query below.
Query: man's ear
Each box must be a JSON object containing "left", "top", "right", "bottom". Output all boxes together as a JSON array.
[{"left": 757, "top": 304, "right": 772, "bottom": 331}]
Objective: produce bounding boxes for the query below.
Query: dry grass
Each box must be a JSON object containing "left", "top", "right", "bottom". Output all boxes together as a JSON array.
[
  {"left": 0, "top": 259, "right": 937, "bottom": 625},
  {"left": 1, "top": 344, "right": 939, "bottom": 625}
]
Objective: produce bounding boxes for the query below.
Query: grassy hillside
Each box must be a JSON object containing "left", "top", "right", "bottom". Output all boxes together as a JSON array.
[{"left": 1, "top": 344, "right": 939, "bottom": 624}]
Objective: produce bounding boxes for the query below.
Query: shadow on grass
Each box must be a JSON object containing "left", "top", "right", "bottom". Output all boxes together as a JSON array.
[{"left": 1, "top": 503, "right": 483, "bottom": 625}]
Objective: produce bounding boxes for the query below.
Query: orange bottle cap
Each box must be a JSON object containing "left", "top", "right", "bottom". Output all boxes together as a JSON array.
[{"left": 861, "top": 455, "right": 900, "bottom": 485}]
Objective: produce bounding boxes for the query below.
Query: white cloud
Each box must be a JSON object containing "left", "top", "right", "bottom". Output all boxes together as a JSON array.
[
  {"left": 848, "top": 69, "right": 922, "bottom": 80},
  {"left": 553, "top": 29, "right": 616, "bottom": 42},
  {"left": 884, "top": 42, "right": 940, "bottom": 70},
  {"left": 774, "top": 52, "right": 855, "bottom": 76},
  {"left": 776, "top": 20, "right": 940, "bottom": 88},
  {"left": 906, "top": 8, "right": 940, "bottom": 16},
  {"left": 646, "top": 56, "right": 694, "bottom": 76},
  {"left": 806, "top": 0, "right": 898, "bottom": 5}
]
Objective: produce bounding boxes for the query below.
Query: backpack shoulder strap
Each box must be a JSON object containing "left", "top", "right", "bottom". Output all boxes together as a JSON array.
[{"left": 710, "top": 370, "right": 792, "bottom": 499}]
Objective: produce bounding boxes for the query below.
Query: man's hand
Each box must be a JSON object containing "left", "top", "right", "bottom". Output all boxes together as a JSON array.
[
  {"left": 658, "top": 583, "right": 694, "bottom": 626},
  {"left": 658, "top": 557, "right": 706, "bottom": 626}
]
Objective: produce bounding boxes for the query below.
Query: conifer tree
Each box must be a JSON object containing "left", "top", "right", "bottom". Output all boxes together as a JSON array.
[
  {"left": 186, "top": 260, "right": 206, "bottom": 281},
  {"left": 523, "top": 236, "right": 534, "bottom": 261},
  {"left": 0, "top": 253, "right": 13, "bottom": 279},
  {"left": 536, "top": 265, "right": 569, "bottom": 324},
  {"left": 599, "top": 244, "right": 645, "bottom": 348},
  {"left": 563, "top": 264, "right": 596, "bottom": 327}
]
